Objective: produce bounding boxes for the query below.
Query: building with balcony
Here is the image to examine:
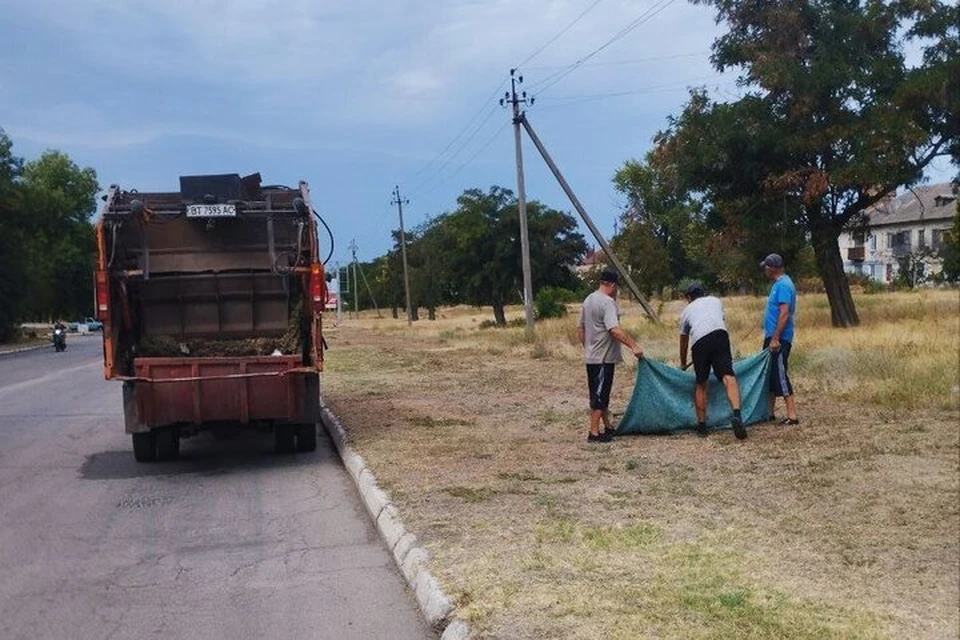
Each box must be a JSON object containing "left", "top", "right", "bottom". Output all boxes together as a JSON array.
[{"left": 839, "top": 182, "right": 957, "bottom": 283}]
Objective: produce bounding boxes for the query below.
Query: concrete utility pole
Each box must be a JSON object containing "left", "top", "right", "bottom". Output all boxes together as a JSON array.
[
  {"left": 335, "top": 261, "right": 343, "bottom": 325},
  {"left": 350, "top": 239, "right": 359, "bottom": 319},
  {"left": 349, "top": 240, "right": 382, "bottom": 319},
  {"left": 500, "top": 69, "right": 535, "bottom": 338},
  {"left": 340, "top": 261, "right": 350, "bottom": 319},
  {"left": 519, "top": 114, "right": 660, "bottom": 323},
  {"left": 391, "top": 186, "right": 414, "bottom": 325}
]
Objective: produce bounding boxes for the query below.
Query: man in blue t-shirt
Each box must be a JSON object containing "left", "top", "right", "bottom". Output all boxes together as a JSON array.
[{"left": 760, "top": 253, "right": 799, "bottom": 425}]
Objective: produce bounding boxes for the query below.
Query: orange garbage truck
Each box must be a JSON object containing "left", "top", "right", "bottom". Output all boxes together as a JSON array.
[{"left": 94, "top": 173, "right": 326, "bottom": 461}]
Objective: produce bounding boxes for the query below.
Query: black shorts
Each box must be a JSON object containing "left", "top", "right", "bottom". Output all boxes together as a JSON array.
[
  {"left": 691, "top": 329, "right": 735, "bottom": 384},
  {"left": 586, "top": 363, "right": 615, "bottom": 410},
  {"left": 763, "top": 337, "right": 794, "bottom": 397}
]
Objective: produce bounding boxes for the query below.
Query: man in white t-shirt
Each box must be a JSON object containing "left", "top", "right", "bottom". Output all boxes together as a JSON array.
[
  {"left": 577, "top": 269, "right": 644, "bottom": 443},
  {"left": 678, "top": 282, "right": 746, "bottom": 440}
]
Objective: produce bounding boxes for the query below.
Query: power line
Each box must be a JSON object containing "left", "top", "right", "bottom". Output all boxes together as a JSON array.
[
  {"left": 537, "top": 75, "right": 726, "bottom": 102},
  {"left": 408, "top": 102, "right": 501, "bottom": 197},
  {"left": 514, "top": 0, "right": 605, "bottom": 69},
  {"left": 532, "top": 0, "right": 677, "bottom": 96},
  {"left": 527, "top": 0, "right": 678, "bottom": 97},
  {"left": 411, "top": 122, "right": 510, "bottom": 199},
  {"left": 533, "top": 79, "right": 740, "bottom": 111},
  {"left": 405, "top": 77, "right": 508, "bottom": 183},
  {"left": 368, "top": 203, "right": 402, "bottom": 244},
  {"left": 524, "top": 50, "right": 707, "bottom": 71}
]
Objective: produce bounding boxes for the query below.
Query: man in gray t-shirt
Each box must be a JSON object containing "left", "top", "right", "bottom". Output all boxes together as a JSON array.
[{"left": 576, "top": 269, "right": 644, "bottom": 443}]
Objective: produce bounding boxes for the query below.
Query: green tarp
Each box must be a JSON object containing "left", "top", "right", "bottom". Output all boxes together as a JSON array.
[{"left": 617, "top": 350, "right": 771, "bottom": 435}]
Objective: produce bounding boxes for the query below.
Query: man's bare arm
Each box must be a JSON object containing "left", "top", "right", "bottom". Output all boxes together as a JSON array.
[
  {"left": 610, "top": 326, "right": 643, "bottom": 358},
  {"left": 769, "top": 303, "right": 790, "bottom": 352}
]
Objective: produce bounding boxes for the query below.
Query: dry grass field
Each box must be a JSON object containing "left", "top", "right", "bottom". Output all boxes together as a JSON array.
[{"left": 321, "top": 290, "right": 959, "bottom": 639}]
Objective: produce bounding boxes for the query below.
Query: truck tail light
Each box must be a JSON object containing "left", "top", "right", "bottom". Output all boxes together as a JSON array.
[
  {"left": 96, "top": 270, "right": 109, "bottom": 319},
  {"left": 310, "top": 263, "right": 324, "bottom": 308}
]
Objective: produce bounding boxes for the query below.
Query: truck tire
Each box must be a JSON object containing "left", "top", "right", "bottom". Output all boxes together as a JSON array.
[
  {"left": 132, "top": 432, "right": 156, "bottom": 462},
  {"left": 296, "top": 424, "right": 317, "bottom": 452},
  {"left": 275, "top": 424, "right": 296, "bottom": 454},
  {"left": 155, "top": 426, "right": 180, "bottom": 461}
]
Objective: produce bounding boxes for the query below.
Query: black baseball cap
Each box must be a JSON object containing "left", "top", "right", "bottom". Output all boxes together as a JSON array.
[
  {"left": 685, "top": 281, "right": 705, "bottom": 298},
  {"left": 600, "top": 269, "right": 619, "bottom": 284},
  {"left": 759, "top": 253, "right": 784, "bottom": 269}
]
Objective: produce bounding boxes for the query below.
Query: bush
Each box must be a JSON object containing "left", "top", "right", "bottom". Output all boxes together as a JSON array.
[
  {"left": 795, "top": 276, "right": 826, "bottom": 294},
  {"left": 846, "top": 273, "right": 872, "bottom": 289},
  {"left": 863, "top": 279, "right": 887, "bottom": 294},
  {"left": 479, "top": 317, "right": 529, "bottom": 329},
  {"left": 535, "top": 287, "right": 570, "bottom": 320},
  {"left": 676, "top": 278, "right": 699, "bottom": 299}
]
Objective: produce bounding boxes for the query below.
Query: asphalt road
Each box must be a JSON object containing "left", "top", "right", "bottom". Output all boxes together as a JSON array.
[{"left": 0, "top": 336, "right": 431, "bottom": 640}]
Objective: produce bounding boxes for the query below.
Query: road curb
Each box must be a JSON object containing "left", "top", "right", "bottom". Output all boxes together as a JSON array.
[
  {"left": 0, "top": 343, "right": 48, "bottom": 357},
  {"left": 320, "top": 405, "right": 469, "bottom": 637}
]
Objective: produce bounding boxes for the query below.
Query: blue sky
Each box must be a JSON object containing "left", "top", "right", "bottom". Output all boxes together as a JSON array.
[{"left": 1, "top": 0, "right": 955, "bottom": 264}]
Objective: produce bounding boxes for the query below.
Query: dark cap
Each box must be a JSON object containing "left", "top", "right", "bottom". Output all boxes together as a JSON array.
[
  {"left": 759, "top": 253, "right": 784, "bottom": 269},
  {"left": 685, "top": 281, "right": 705, "bottom": 298},
  {"left": 599, "top": 269, "right": 619, "bottom": 284}
]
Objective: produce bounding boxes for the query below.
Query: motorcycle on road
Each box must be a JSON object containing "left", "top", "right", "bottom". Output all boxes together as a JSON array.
[{"left": 53, "top": 326, "right": 66, "bottom": 352}]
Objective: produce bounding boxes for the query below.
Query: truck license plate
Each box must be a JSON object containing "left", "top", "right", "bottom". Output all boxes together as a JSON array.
[{"left": 187, "top": 204, "right": 237, "bottom": 217}]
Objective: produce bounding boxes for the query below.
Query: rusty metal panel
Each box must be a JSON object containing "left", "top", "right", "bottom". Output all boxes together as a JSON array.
[
  {"left": 132, "top": 356, "right": 306, "bottom": 427},
  {"left": 197, "top": 363, "right": 245, "bottom": 422},
  {"left": 139, "top": 272, "right": 289, "bottom": 338},
  {"left": 134, "top": 362, "right": 194, "bottom": 426}
]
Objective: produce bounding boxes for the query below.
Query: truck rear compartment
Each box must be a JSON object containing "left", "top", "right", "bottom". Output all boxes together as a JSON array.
[{"left": 96, "top": 175, "right": 325, "bottom": 462}]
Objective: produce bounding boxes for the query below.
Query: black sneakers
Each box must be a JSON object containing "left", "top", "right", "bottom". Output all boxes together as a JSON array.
[
  {"left": 587, "top": 431, "right": 613, "bottom": 443},
  {"left": 696, "top": 423, "right": 709, "bottom": 437},
  {"left": 779, "top": 417, "right": 800, "bottom": 426},
  {"left": 732, "top": 417, "right": 747, "bottom": 440}
]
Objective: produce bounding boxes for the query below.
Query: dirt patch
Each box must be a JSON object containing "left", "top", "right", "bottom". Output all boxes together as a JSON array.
[{"left": 322, "top": 296, "right": 959, "bottom": 639}]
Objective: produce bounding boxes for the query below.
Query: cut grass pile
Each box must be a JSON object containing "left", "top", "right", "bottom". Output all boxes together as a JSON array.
[{"left": 322, "top": 290, "right": 959, "bottom": 639}]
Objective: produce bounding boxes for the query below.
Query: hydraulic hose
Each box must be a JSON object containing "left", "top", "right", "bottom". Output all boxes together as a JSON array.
[{"left": 312, "top": 208, "right": 335, "bottom": 265}]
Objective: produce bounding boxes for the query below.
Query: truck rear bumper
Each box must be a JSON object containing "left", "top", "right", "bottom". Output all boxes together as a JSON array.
[{"left": 123, "top": 356, "right": 319, "bottom": 433}]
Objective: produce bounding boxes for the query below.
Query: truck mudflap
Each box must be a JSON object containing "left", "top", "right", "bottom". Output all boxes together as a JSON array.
[{"left": 123, "top": 356, "right": 319, "bottom": 433}]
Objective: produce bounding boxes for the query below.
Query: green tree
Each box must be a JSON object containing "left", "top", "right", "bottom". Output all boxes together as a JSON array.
[
  {"left": 406, "top": 216, "right": 458, "bottom": 320},
  {"left": 0, "top": 129, "right": 26, "bottom": 340},
  {"left": 609, "top": 221, "right": 672, "bottom": 296},
  {"left": 441, "top": 186, "right": 586, "bottom": 325},
  {"left": 18, "top": 151, "right": 99, "bottom": 320},
  {"left": 663, "top": 0, "right": 958, "bottom": 326},
  {"left": 612, "top": 151, "right": 701, "bottom": 286}
]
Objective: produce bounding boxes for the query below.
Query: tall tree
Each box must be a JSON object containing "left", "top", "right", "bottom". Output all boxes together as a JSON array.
[
  {"left": 406, "top": 217, "right": 456, "bottom": 320},
  {"left": 18, "top": 150, "right": 99, "bottom": 320},
  {"left": 613, "top": 152, "right": 701, "bottom": 287},
  {"left": 443, "top": 186, "right": 587, "bottom": 325},
  {"left": 0, "top": 129, "right": 25, "bottom": 340},
  {"left": 609, "top": 221, "right": 672, "bottom": 295},
  {"left": 666, "top": 0, "right": 958, "bottom": 326}
]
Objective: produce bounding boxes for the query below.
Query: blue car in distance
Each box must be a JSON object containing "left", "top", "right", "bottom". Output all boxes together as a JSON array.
[{"left": 68, "top": 317, "right": 103, "bottom": 332}]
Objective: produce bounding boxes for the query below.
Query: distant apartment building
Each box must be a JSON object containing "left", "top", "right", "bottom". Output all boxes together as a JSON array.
[{"left": 839, "top": 182, "right": 957, "bottom": 283}]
